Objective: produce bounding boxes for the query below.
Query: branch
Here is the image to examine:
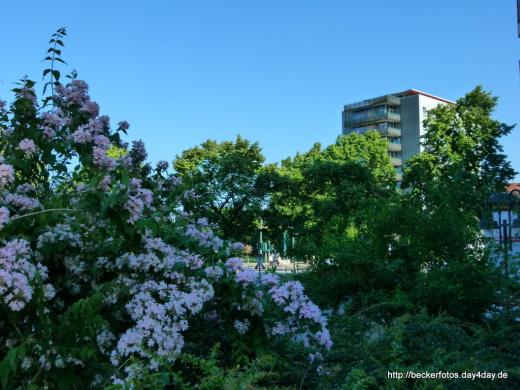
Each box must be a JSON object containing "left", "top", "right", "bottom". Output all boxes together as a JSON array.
[{"left": 10, "top": 208, "right": 82, "bottom": 222}]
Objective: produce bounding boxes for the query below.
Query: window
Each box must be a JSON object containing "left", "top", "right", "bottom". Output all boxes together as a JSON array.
[{"left": 422, "top": 107, "right": 427, "bottom": 116}]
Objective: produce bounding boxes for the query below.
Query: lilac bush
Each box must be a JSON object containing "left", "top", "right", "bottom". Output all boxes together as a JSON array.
[{"left": 0, "top": 32, "right": 331, "bottom": 389}]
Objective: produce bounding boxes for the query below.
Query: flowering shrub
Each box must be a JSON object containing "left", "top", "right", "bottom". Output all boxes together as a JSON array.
[{"left": 0, "top": 31, "right": 330, "bottom": 389}]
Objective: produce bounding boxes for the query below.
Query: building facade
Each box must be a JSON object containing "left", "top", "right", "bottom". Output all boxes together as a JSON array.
[{"left": 342, "top": 89, "right": 453, "bottom": 178}]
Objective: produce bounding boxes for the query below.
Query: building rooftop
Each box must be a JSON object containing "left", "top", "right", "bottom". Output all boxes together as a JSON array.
[{"left": 343, "top": 89, "right": 455, "bottom": 110}]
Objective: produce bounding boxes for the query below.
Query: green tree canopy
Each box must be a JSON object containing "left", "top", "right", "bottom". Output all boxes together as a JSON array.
[
  {"left": 403, "top": 86, "right": 516, "bottom": 215},
  {"left": 173, "top": 135, "right": 271, "bottom": 242},
  {"left": 265, "top": 131, "right": 396, "bottom": 259}
]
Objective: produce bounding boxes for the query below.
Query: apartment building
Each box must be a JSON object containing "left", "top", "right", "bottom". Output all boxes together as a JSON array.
[{"left": 342, "top": 89, "right": 453, "bottom": 179}]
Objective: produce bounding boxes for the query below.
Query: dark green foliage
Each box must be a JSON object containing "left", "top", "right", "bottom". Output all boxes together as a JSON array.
[
  {"left": 173, "top": 136, "right": 272, "bottom": 243},
  {"left": 265, "top": 131, "right": 396, "bottom": 260}
]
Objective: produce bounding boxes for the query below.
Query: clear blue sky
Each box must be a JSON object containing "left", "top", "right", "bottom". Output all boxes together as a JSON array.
[{"left": 1, "top": 1, "right": 519, "bottom": 179}]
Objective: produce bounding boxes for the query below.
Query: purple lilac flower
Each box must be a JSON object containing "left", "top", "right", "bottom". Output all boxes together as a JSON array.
[
  {"left": 56, "top": 79, "right": 90, "bottom": 105},
  {"left": 0, "top": 239, "right": 48, "bottom": 311},
  {"left": 100, "top": 175, "right": 112, "bottom": 191},
  {"left": 260, "top": 273, "right": 280, "bottom": 287},
  {"left": 17, "top": 139, "right": 37, "bottom": 155},
  {"left": 225, "top": 257, "right": 244, "bottom": 272},
  {"left": 204, "top": 266, "right": 224, "bottom": 281},
  {"left": 40, "top": 112, "right": 63, "bottom": 139},
  {"left": 71, "top": 125, "right": 92, "bottom": 144},
  {"left": 236, "top": 269, "right": 257, "bottom": 286},
  {"left": 80, "top": 100, "right": 100, "bottom": 116},
  {"left": 93, "top": 147, "right": 116, "bottom": 170},
  {"left": 0, "top": 207, "right": 10, "bottom": 230},
  {"left": 129, "top": 140, "right": 147, "bottom": 165},
  {"left": 125, "top": 180, "right": 154, "bottom": 224},
  {"left": 233, "top": 319, "right": 250, "bottom": 335},
  {"left": 229, "top": 242, "right": 246, "bottom": 252},
  {"left": 156, "top": 160, "right": 169, "bottom": 171},
  {"left": 0, "top": 163, "right": 14, "bottom": 190},
  {"left": 118, "top": 121, "right": 130, "bottom": 131},
  {"left": 4, "top": 193, "right": 41, "bottom": 211}
]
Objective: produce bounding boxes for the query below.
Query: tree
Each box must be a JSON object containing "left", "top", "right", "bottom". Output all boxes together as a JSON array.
[
  {"left": 266, "top": 131, "right": 396, "bottom": 260},
  {"left": 173, "top": 136, "right": 272, "bottom": 243},
  {"left": 403, "top": 86, "right": 516, "bottom": 215},
  {"left": 299, "top": 88, "right": 516, "bottom": 322}
]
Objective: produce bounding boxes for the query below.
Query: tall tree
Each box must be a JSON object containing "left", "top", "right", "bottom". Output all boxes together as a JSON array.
[
  {"left": 403, "top": 86, "right": 516, "bottom": 214},
  {"left": 266, "top": 131, "right": 396, "bottom": 259},
  {"left": 173, "top": 135, "right": 270, "bottom": 242}
]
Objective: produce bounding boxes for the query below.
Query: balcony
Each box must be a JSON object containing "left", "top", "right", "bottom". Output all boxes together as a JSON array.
[
  {"left": 387, "top": 112, "right": 400, "bottom": 122},
  {"left": 344, "top": 110, "right": 401, "bottom": 127},
  {"left": 344, "top": 95, "right": 400, "bottom": 111},
  {"left": 382, "top": 126, "right": 401, "bottom": 137},
  {"left": 388, "top": 143, "right": 402, "bottom": 152},
  {"left": 390, "top": 157, "right": 402, "bottom": 167}
]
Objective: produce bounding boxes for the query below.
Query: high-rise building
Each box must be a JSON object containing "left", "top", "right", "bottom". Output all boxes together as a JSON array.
[{"left": 342, "top": 89, "right": 453, "bottom": 179}]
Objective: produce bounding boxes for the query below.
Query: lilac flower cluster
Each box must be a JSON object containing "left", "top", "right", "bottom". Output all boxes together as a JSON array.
[
  {"left": 97, "top": 328, "right": 116, "bottom": 355},
  {"left": 233, "top": 319, "right": 250, "bottom": 335},
  {"left": 0, "top": 207, "right": 10, "bottom": 230},
  {"left": 4, "top": 193, "right": 41, "bottom": 212},
  {"left": 0, "top": 239, "right": 48, "bottom": 311},
  {"left": 110, "top": 278, "right": 214, "bottom": 380},
  {"left": 129, "top": 140, "right": 147, "bottom": 166},
  {"left": 229, "top": 241, "right": 246, "bottom": 253},
  {"left": 218, "top": 257, "right": 332, "bottom": 358},
  {"left": 124, "top": 179, "right": 154, "bottom": 224},
  {"left": 185, "top": 220, "right": 224, "bottom": 252},
  {"left": 91, "top": 134, "right": 115, "bottom": 169},
  {"left": 71, "top": 120, "right": 101, "bottom": 144},
  {"left": 81, "top": 100, "right": 100, "bottom": 117},
  {"left": 116, "top": 234, "right": 205, "bottom": 274},
  {"left": 0, "top": 160, "right": 15, "bottom": 190},
  {"left": 235, "top": 268, "right": 257, "bottom": 286},
  {"left": 55, "top": 80, "right": 90, "bottom": 106},
  {"left": 40, "top": 112, "right": 63, "bottom": 139},
  {"left": 69, "top": 117, "right": 121, "bottom": 170},
  {"left": 267, "top": 280, "right": 332, "bottom": 350},
  {"left": 118, "top": 121, "right": 130, "bottom": 131},
  {"left": 3, "top": 193, "right": 41, "bottom": 212},
  {"left": 37, "top": 223, "right": 82, "bottom": 249},
  {"left": 17, "top": 139, "right": 37, "bottom": 156},
  {"left": 155, "top": 160, "right": 169, "bottom": 172},
  {"left": 204, "top": 265, "right": 224, "bottom": 281}
]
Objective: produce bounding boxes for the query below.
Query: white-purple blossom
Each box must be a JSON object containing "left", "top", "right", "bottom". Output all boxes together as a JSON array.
[
  {"left": 0, "top": 239, "right": 47, "bottom": 311},
  {"left": 0, "top": 207, "right": 10, "bottom": 230},
  {"left": 17, "top": 139, "right": 37, "bottom": 155},
  {"left": 0, "top": 162, "right": 14, "bottom": 190},
  {"left": 4, "top": 193, "right": 41, "bottom": 211},
  {"left": 233, "top": 319, "right": 250, "bottom": 335},
  {"left": 225, "top": 257, "right": 244, "bottom": 272}
]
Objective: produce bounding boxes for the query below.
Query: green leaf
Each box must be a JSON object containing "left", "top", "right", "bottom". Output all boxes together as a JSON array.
[{"left": 51, "top": 70, "right": 60, "bottom": 81}]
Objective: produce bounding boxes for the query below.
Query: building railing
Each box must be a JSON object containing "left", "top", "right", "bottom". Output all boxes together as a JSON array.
[
  {"left": 388, "top": 143, "right": 402, "bottom": 152},
  {"left": 344, "top": 110, "right": 401, "bottom": 127},
  {"left": 390, "top": 157, "right": 402, "bottom": 167},
  {"left": 344, "top": 95, "right": 400, "bottom": 111}
]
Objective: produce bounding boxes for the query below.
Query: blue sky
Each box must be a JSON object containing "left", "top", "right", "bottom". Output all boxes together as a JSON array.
[{"left": 1, "top": 1, "right": 519, "bottom": 179}]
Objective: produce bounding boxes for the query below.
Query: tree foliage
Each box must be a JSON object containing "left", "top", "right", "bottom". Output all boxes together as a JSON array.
[
  {"left": 173, "top": 136, "right": 272, "bottom": 243},
  {"left": 265, "top": 131, "right": 396, "bottom": 260}
]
